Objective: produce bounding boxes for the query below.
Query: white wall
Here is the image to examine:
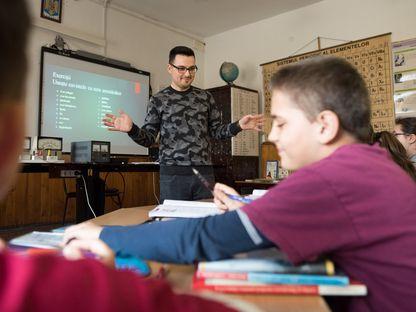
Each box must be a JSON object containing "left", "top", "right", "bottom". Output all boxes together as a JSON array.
[
  {"left": 25, "top": 0, "right": 205, "bottom": 136},
  {"left": 204, "top": 0, "right": 416, "bottom": 101}
]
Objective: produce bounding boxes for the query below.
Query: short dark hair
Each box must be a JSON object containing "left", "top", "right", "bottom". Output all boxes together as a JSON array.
[
  {"left": 169, "top": 46, "right": 195, "bottom": 64},
  {"left": 396, "top": 117, "right": 416, "bottom": 135},
  {"left": 0, "top": 0, "right": 30, "bottom": 104},
  {"left": 271, "top": 56, "right": 371, "bottom": 142}
]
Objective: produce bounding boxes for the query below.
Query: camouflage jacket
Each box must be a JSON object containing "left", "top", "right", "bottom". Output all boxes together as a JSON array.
[{"left": 128, "top": 86, "right": 241, "bottom": 166}]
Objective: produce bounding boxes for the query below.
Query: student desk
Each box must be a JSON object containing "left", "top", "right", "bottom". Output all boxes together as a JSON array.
[{"left": 90, "top": 206, "right": 331, "bottom": 312}]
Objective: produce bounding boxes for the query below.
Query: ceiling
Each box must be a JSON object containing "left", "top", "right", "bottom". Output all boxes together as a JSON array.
[{"left": 110, "top": 0, "right": 323, "bottom": 38}]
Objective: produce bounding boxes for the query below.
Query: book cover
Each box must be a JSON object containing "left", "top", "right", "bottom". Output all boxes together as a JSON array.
[
  {"left": 197, "top": 271, "right": 348, "bottom": 286},
  {"left": 198, "top": 257, "right": 334, "bottom": 275},
  {"left": 193, "top": 275, "right": 367, "bottom": 296},
  {"left": 148, "top": 200, "right": 221, "bottom": 218},
  {"left": 9, "top": 231, "right": 64, "bottom": 249}
]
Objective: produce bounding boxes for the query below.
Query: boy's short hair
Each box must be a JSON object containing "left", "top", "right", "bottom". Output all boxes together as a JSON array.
[
  {"left": 169, "top": 46, "right": 195, "bottom": 64},
  {"left": 271, "top": 56, "right": 371, "bottom": 142},
  {"left": 396, "top": 117, "right": 416, "bottom": 135},
  {"left": 0, "top": 0, "right": 30, "bottom": 105}
]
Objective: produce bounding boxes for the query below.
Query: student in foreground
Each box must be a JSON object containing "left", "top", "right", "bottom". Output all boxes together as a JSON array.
[
  {"left": 0, "top": 1, "right": 248, "bottom": 312},
  {"left": 66, "top": 56, "right": 416, "bottom": 312}
]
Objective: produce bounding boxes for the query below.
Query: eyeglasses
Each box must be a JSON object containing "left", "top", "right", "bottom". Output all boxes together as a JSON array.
[
  {"left": 169, "top": 63, "right": 198, "bottom": 74},
  {"left": 393, "top": 132, "right": 409, "bottom": 136}
]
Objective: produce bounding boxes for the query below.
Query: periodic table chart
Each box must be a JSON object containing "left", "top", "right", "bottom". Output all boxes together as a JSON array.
[
  {"left": 231, "top": 87, "right": 259, "bottom": 156},
  {"left": 261, "top": 33, "right": 394, "bottom": 134}
]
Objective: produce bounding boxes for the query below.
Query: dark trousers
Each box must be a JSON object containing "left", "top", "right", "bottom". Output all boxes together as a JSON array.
[{"left": 159, "top": 167, "right": 215, "bottom": 202}]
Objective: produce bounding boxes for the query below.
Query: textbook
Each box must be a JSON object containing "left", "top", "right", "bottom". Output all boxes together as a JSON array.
[
  {"left": 195, "top": 271, "right": 348, "bottom": 286},
  {"left": 9, "top": 231, "right": 64, "bottom": 249},
  {"left": 148, "top": 200, "right": 222, "bottom": 218},
  {"left": 9, "top": 231, "right": 151, "bottom": 276},
  {"left": 193, "top": 275, "right": 367, "bottom": 296},
  {"left": 197, "top": 257, "right": 334, "bottom": 275}
]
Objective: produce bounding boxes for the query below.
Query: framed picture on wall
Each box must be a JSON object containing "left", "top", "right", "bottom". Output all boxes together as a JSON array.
[
  {"left": 41, "top": 0, "right": 63, "bottom": 23},
  {"left": 265, "top": 160, "right": 278, "bottom": 180}
]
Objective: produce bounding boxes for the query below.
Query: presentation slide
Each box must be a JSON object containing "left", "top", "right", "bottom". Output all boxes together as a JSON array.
[{"left": 40, "top": 50, "right": 150, "bottom": 154}]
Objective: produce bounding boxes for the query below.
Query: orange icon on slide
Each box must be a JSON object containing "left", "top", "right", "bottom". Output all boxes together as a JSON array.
[{"left": 135, "top": 82, "right": 141, "bottom": 94}]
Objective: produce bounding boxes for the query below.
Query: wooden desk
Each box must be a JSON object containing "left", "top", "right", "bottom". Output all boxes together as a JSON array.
[
  {"left": 91, "top": 206, "right": 331, "bottom": 312},
  {"left": 20, "top": 162, "right": 159, "bottom": 223}
]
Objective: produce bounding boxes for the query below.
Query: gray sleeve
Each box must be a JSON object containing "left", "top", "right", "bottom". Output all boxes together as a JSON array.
[
  {"left": 128, "top": 97, "right": 160, "bottom": 147},
  {"left": 208, "top": 92, "right": 242, "bottom": 140}
]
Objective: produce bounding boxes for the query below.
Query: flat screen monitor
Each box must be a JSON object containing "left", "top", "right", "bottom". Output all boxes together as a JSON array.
[{"left": 39, "top": 47, "right": 150, "bottom": 155}]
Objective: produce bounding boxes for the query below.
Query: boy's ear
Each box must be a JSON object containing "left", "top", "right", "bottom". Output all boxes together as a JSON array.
[
  {"left": 408, "top": 133, "right": 416, "bottom": 144},
  {"left": 315, "top": 110, "right": 340, "bottom": 144}
]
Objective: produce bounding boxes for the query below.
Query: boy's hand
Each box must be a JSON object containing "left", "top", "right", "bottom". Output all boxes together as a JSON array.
[
  {"left": 63, "top": 222, "right": 103, "bottom": 245},
  {"left": 213, "top": 183, "right": 245, "bottom": 212},
  {"left": 0, "top": 239, "right": 6, "bottom": 252},
  {"left": 63, "top": 239, "right": 115, "bottom": 269}
]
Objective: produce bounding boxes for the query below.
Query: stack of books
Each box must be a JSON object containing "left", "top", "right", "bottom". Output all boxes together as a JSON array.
[{"left": 193, "top": 249, "right": 367, "bottom": 296}]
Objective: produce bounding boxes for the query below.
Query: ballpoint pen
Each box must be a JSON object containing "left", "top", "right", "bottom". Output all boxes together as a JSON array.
[{"left": 191, "top": 168, "right": 252, "bottom": 204}]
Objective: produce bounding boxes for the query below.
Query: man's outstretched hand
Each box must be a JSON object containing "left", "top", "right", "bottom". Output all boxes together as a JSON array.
[
  {"left": 102, "top": 109, "right": 133, "bottom": 132},
  {"left": 239, "top": 114, "right": 265, "bottom": 132}
]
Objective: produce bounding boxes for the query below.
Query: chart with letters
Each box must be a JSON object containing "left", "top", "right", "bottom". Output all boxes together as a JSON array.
[
  {"left": 261, "top": 33, "right": 394, "bottom": 134},
  {"left": 231, "top": 87, "right": 259, "bottom": 156}
]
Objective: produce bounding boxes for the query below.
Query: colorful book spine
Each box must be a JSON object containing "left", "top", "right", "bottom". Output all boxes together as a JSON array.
[
  {"left": 192, "top": 276, "right": 367, "bottom": 296},
  {"left": 197, "top": 271, "right": 348, "bottom": 286},
  {"left": 198, "top": 259, "right": 334, "bottom": 275}
]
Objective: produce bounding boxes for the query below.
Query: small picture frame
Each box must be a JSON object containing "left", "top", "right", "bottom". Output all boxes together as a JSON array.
[
  {"left": 41, "top": 0, "right": 63, "bottom": 23},
  {"left": 265, "top": 160, "right": 278, "bottom": 180}
]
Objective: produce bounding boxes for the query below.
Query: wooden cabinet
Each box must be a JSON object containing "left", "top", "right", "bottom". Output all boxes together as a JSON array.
[{"left": 207, "top": 85, "right": 259, "bottom": 186}]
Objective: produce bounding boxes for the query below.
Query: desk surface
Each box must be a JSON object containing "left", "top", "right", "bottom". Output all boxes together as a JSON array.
[{"left": 91, "top": 206, "right": 330, "bottom": 312}]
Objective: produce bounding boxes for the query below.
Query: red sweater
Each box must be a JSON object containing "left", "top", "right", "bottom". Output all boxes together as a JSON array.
[{"left": 0, "top": 251, "right": 235, "bottom": 312}]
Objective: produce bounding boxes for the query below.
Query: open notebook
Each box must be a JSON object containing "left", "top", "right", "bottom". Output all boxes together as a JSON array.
[
  {"left": 10, "top": 231, "right": 64, "bottom": 249},
  {"left": 148, "top": 200, "right": 222, "bottom": 219},
  {"left": 149, "top": 190, "right": 268, "bottom": 219}
]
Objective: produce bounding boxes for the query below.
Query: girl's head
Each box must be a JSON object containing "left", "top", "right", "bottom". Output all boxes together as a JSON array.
[{"left": 394, "top": 118, "right": 416, "bottom": 158}]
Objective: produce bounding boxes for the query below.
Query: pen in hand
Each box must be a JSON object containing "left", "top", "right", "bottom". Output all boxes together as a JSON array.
[{"left": 191, "top": 168, "right": 252, "bottom": 204}]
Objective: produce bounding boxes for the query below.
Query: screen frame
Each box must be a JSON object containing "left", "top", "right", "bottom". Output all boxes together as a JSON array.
[{"left": 38, "top": 46, "right": 151, "bottom": 156}]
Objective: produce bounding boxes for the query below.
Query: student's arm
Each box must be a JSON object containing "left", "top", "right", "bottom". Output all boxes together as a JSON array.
[
  {"left": 128, "top": 97, "right": 160, "bottom": 147},
  {"left": 0, "top": 251, "right": 236, "bottom": 312},
  {"left": 99, "top": 210, "right": 274, "bottom": 264}
]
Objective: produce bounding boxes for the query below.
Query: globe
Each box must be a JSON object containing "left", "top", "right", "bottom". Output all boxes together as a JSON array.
[{"left": 219, "top": 62, "right": 239, "bottom": 85}]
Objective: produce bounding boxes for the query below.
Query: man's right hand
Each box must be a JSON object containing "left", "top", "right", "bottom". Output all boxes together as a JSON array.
[{"left": 102, "top": 109, "right": 133, "bottom": 132}]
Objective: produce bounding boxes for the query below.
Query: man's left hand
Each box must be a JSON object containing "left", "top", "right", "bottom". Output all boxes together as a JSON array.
[{"left": 239, "top": 114, "right": 264, "bottom": 131}]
